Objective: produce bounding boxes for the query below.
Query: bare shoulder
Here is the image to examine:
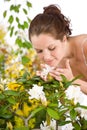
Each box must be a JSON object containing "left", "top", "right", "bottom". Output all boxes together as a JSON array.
[
  {"left": 70, "top": 34, "right": 87, "bottom": 47},
  {"left": 69, "top": 34, "right": 87, "bottom": 58},
  {"left": 76, "top": 34, "right": 87, "bottom": 60},
  {"left": 71, "top": 34, "right": 87, "bottom": 42}
]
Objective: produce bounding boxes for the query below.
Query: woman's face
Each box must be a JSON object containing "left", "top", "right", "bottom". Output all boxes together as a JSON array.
[{"left": 31, "top": 34, "right": 66, "bottom": 67}]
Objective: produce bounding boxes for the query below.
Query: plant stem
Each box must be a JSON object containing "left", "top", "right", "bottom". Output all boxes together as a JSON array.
[{"left": 56, "top": 120, "right": 58, "bottom": 130}]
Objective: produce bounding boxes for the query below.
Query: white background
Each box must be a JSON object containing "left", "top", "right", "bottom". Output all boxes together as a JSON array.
[
  {"left": 0, "top": 0, "right": 87, "bottom": 42},
  {"left": 29, "top": 0, "right": 87, "bottom": 35}
]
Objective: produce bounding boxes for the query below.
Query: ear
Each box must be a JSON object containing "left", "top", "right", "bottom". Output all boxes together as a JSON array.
[{"left": 62, "top": 35, "right": 67, "bottom": 42}]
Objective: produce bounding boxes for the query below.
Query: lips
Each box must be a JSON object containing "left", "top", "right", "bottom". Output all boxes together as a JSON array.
[{"left": 45, "top": 60, "right": 56, "bottom": 66}]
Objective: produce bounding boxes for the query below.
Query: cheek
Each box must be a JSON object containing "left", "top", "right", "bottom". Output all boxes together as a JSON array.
[
  {"left": 37, "top": 54, "right": 43, "bottom": 60},
  {"left": 52, "top": 49, "right": 64, "bottom": 59},
  {"left": 52, "top": 50, "right": 61, "bottom": 57}
]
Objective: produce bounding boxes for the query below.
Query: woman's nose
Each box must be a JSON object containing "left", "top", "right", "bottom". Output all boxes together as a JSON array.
[{"left": 43, "top": 50, "right": 51, "bottom": 60}]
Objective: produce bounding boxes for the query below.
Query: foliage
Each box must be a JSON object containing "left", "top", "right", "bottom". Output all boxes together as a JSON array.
[
  {"left": 0, "top": 65, "right": 87, "bottom": 129},
  {"left": 3, "top": 0, "right": 32, "bottom": 48},
  {"left": 3, "top": 0, "right": 31, "bottom": 37},
  {"left": 1, "top": 1, "right": 87, "bottom": 130}
]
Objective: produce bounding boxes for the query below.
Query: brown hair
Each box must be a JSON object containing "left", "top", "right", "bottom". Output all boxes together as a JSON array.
[{"left": 29, "top": 4, "right": 72, "bottom": 41}]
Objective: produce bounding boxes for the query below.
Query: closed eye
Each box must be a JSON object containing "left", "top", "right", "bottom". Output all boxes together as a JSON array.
[
  {"left": 48, "top": 47, "right": 56, "bottom": 51},
  {"left": 36, "top": 49, "right": 43, "bottom": 53}
]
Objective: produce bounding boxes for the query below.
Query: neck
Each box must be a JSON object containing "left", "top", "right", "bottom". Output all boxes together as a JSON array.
[{"left": 64, "top": 39, "right": 73, "bottom": 59}]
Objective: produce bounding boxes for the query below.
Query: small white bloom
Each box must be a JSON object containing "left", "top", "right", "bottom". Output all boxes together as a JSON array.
[
  {"left": 75, "top": 93, "right": 87, "bottom": 120},
  {"left": 60, "top": 116, "right": 73, "bottom": 130},
  {"left": 65, "top": 85, "right": 87, "bottom": 120},
  {"left": 80, "top": 109, "right": 87, "bottom": 120},
  {"left": 65, "top": 85, "right": 82, "bottom": 104},
  {"left": 41, "top": 64, "right": 54, "bottom": 79},
  {"left": 28, "top": 84, "right": 46, "bottom": 103},
  {"left": 40, "top": 119, "right": 56, "bottom": 130},
  {"left": 61, "top": 122, "right": 74, "bottom": 130}
]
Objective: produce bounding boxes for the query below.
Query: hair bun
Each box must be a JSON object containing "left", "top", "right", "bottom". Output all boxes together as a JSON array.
[{"left": 43, "top": 4, "right": 61, "bottom": 15}]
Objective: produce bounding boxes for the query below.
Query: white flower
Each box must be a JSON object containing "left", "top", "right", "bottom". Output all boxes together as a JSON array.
[
  {"left": 65, "top": 85, "right": 83, "bottom": 104},
  {"left": 60, "top": 115, "right": 73, "bottom": 130},
  {"left": 40, "top": 119, "right": 56, "bottom": 130},
  {"left": 61, "top": 122, "right": 74, "bottom": 130},
  {"left": 75, "top": 93, "right": 87, "bottom": 120},
  {"left": 80, "top": 109, "right": 87, "bottom": 120},
  {"left": 40, "top": 64, "right": 54, "bottom": 79},
  {"left": 28, "top": 84, "right": 47, "bottom": 103},
  {"left": 65, "top": 85, "right": 87, "bottom": 120}
]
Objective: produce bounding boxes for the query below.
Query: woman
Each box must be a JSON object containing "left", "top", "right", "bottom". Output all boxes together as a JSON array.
[{"left": 28, "top": 4, "right": 87, "bottom": 94}]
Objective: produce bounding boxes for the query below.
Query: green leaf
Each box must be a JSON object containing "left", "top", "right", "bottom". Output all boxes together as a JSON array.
[
  {"left": 4, "top": 0, "right": 11, "bottom": 1},
  {"left": 10, "top": 4, "right": 14, "bottom": 11},
  {"left": 80, "top": 118, "right": 87, "bottom": 129},
  {"left": 22, "top": 56, "right": 30, "bottom": 64},
  {"left": 10, "top": 26, "right": 14, "bottom": 37},
  {"left": 23, "top": 41, "right": 32, "bottom": 49},
  {"left": 31, "top": 106, "right": 44, "bottom": 117},
  {"left": 14, "top": 127, "right": 29, "bottom": 130},
  {"left": 61, "top": 74, "right": 68, "bottom": 82},
  {"left": 23, "top": 8, "right": 28, "bottom": 15},
  {"left": 46, "top": 113, "right": 51, "bottom": 126},
  {"left": 73, "top": 122, "right": 81, "bottom": 130},
  {"left": 7, "top": 97, "right": 17, "bottom": 104},
  {"left": 18, "top": 23, "right": 24, "bottom": 30},
  {"left": 24, "top": 21, "right": 28, "bottom": 28},
  {"left": 16, "top": 17, "right": 19, "bottom": 23},
  {"left": 47, "top": 107, "right": 60, "bottom": 120},
  {"left": 70, "top": 108, "right": 77, "bottom": 120},
  {"left": 48, "top": 103, "right": 58, "bottom": 107},
  {"left": 0, "top": 94, "right": 5, "bottom": 99},
  {"left": 14, "top": 5, "right": 21, "bottom": 13},
  {"left": 15, "top": 37, "right": 23, "bottom": 47},
  {"left": 3, "top": 10, "right": 7, "bottom": 18},
  {"left": 0, "top": 104, "right": 11, "bottom": 114},
  {"left": 79, "top": 104, "right": 87, "bottom": 109},
  {"left": 15, "top": 31, "right": 18, "bottom": 35},
  {"left": 26, "top": 1, "right": 32, "bottom": 8},
  {"left": 27, "top": 17, "right": 31, "bottom": 23},
  {"left": 8, "top": 15, "right": 14, "bottom": 24},
  {"left": 0, "top": 114, "right": 12, "bottom": 119},
  {"left": 59, "top": 120, "right": 71, "bottom": 126},
  {"left": 4, "top": 90, "right": 19, "bottom": 96}
]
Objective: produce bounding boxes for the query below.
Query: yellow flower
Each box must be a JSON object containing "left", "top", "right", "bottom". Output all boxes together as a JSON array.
[
  {"left": 29, "top": 99, "right": 39, "bottom": 110},
  {"left": 12, "top": 103, "right": 19, "bottom": 110},
  {"left": 14, "top": 116, "right": 24, "bottom": 127},
  {"left": 14, "top": 109, "right": 24, "bottom": 127},
  {"left": 23, "top": 102, "right": 31, "bottom": 117},
  {"left": 28, "top": 118, "right": 36, "bottom": 129},
  {"left": 7, "top": 82, "right": 23, "bottom": 90},
  {"left": 0, "top": 84, "right": 4, "bottom": 91},
  {"left": 7, "top": 121, "right": 13, "bottom": 130},
  {"left": 0, "top": 25, "right": 6, "bottom": 43}
]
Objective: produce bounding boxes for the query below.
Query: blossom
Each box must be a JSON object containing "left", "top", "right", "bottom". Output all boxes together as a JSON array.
[
  {"left": 65, "top": 85, "right": 87, "bottom": 120},
  {"left": 0, "top": 84, "right": 4, "bottom": 91},
  {"left": 65, "top": 85, "right": 83, "bottom": 104},
  {"left": 28, "top": 84, "right": 47, "bottom": 104},
  {"left": 40, "top": 64, "right": 54, "bottom": 80},
  {"left": 40, "top": 119, "right": 70, "bottom": 130},
  {"left": 40, "top": 119, "right": 56, "bottom": 130},
  {"left": 61, "top": 122, "right": 74, "bottom": 130},
  {"left": 76, "top": 93, "right": 87, "bottom": 120},
  {"left": 7, "top": 121, "right": 13, "bottom": 130}
]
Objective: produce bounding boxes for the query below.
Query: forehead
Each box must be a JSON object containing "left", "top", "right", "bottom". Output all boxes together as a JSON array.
[{"left": 31, "top": 34, "right": 60, "bottom": 48}]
